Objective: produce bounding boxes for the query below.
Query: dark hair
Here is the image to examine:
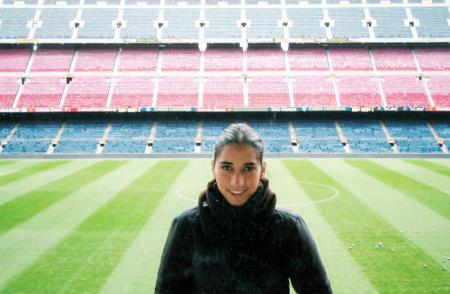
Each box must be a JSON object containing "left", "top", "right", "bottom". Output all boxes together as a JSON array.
[{"left": 213, "top": 123, "right": 264, "bottom": 164}]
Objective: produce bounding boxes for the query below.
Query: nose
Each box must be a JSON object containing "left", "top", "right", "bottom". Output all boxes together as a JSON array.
[{"left": 231, "top": 172, "right": 244, "bottom": 187}]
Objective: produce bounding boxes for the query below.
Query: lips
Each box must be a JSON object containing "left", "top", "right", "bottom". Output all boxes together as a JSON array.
[{"left": 229, "top": 189, "right": 246, "bottom": 196}]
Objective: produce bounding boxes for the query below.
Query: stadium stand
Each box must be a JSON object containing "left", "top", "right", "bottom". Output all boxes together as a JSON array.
[
  {"left": 204, "top": 48, "right": 243, "bottom": 72},
  {"left": 369, "top": 8, "right": 413, "bottom": 38},
  {"left": 162, "top": 9, "right": 200, "bottom": 39},
  {"left": 77, "top": 8, "right": 118, "bottom": 39},
  {"left": 427, "top": 76, "right": 450, "bottom": 108},
  {"left": 120, "top": 9, "right": 159, "bottom": 39},
  {"left": 328, "top": 8, "right": 370, "bottom": 39},
  {"left": 3, "top": 0, "right": 39, "bottom": 3},
  {"left": 202, "top": 77, "right": 244, "bottom": 110},
  {"left": 430, "top": 121, "right": 450, "bottom": 141},
  {"left": 74, "top": 48, "right": 117, "bottom": 72},
  {"left": 156, "top": 77, "right": 199, "bottom": 108},
  {"left": 63, "top": 77, "right": 111, "bottom": 109},
  {"left": 246, "top": 8, "right": 284, "bottom": 40},
  {"left": 17, "top": 77, "right": 66, "bottom": 108},
  {"left": 204, "top": 8, "right": 241, "bottom": 40},
  {"left": 380, "top": 75, "right": 430, "bottom": 107},
  {"left": 118, "top": 48, "right": 158, "bottom": 72},
  {"left": 247, "top": 120, "right": 292, "bottom": 153},
  {"left": 293, "top": 120, "right": 345, "bottom": 153},
  {"left": 410, "top": 7, "right": 450, "bottom": 38},
  {"left": 201, "top": 121, "right": 230, "bottom": 153},
  {"left": 152, "top": 121, "right": 197, "bottom": 153},
  {"left": 55, "top": 121, "right": 106, "bottom": 154},
  {"left": 329, "top": 47, "right": 373, "bottom": 71},
  {"left": 292, "top": 76, "right": 337, "bottom": 107},
  {"left": 286, "top": 8, "right": 327, "bottom": 39},
  {"left": 0, "top": 48, "right": 31, "bottom": 72},
  {"left": 0, "top": 8, "right": 35, "bottom": 39},
  {"left": 247, "top": 77, "right": 291, "bottom": 108},
  {"left": 110, "top": 77, "right": 154, "bottom": 108},
  {"left": 0, "top": 0, "right": 448, "bottom": 156},
  {"left": 384, "top": 120, "right": 442, "bottom": 153},
  {"left": 247, "top": 48, "right": 285, "bottom": 72},
  {"left": 339, "top": 120, "right": 392, "bottom": 153},
  {"left": 34, "top": 8, "right": 77, "bottom": 39},
  {"left": 371, "top": 47, "right": 417, "bottom": 71},
  {"left": 288, "top": 48, "right": 329, "bottom": 71},
  {"left": 103, "top": 120, "right": 152, "bottom": 153},
  {"left": 414, "top": 47, "right": 450, "bottom": 71},
  {"left": 3, "top": 121, "right": 59, "bottom": 154},
  {"left": 0, "top": 121, "right": 14, "bottom": 142},
  {"left": 336, "top": 76, "right": 383, "bottom": 108},
  {"left": 0, "top": 77, "right": 20, "bottom": 108},
  {"left": 31, "top": 48, "right": 74, "bottom": 72},
  {"left": 161, "top": 48, "right": 200, "bottom": 72}
]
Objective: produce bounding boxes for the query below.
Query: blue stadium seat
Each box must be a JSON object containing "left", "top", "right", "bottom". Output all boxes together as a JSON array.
[
  {"left": 0, "top": 9, "right": 35, "bottom": 39},
  {"left": 294, "top": 120, "right": 345, "bottom": 153},
  {"left": 340, "top": 120, "right": 392, "bottom": 153},
  {"left": 246, "top": 8, "right": 284, "bottom": 40},
  {"left": 35, "top": 8, "right": 77, "bottom": 39},
  {"left": 384, "top": 120, "right": 442, "bottom": 153},
  {"left": 205, "top": 8, "right": 241, "bottom": 39},
  {"left": 55, "top": 121, "right": 106, "bottom": 154},
  {"left": 411, "top": 7, "right": 450, "bottom": 38},
  {"left": 247, "top": 121, "right": 292, "bottom": 153},
  {"left": 78, "top": 9, "right": 118, "bottom": 39},
  {"left": 370, "top": 8, "right": 413, "bottom": 38},
  {"left": 430, "top": 122, "right": 450, "bottom": 140},
  {"left": 0, "top": 122, "right": 14, "bottom": 142},
  {"left": 287, "top": 8, "right": 327, "bottom": 39},
  {"left": 328, "top": 9, "right": 369, "bottom": 39},
  {"left": 3, "top": 122, "right": 60, "bottom": 154},
  {"left": 201, "top": 121, "right": 231, "bottom": 153},
  {"left": 103, "top": 121, "right": 152, "bottom": 154},
  {"left": 162, "top": 9, "right": 200, "bottom": 38},
  {"left": 152, "top": 121, "right": 197, "bottom": 153},
  {"left": 121, "top": 9, "right": 159, "bottom": 39}
]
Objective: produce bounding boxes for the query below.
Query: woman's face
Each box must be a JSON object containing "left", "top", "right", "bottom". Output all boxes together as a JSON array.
[{"left": 212, "top": 144, "right": 266, "bottom": 206}]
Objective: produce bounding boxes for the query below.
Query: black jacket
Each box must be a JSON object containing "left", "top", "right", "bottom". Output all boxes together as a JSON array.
[{"left": 155, "top": 179, "right": 332, "bottom": 293}]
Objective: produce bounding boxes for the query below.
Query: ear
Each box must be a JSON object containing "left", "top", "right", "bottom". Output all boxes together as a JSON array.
[
  {"left": 211, "top": 159, "right": 215, "bottom": 178},
  {"left": 260, "top": 161, "right": 267, "bottom": 178}
]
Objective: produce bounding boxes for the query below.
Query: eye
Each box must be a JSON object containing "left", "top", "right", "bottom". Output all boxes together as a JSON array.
[
  {"left": 243, "top": 166, "right": 256, "bottom": 172},
  {"left": 221, "top": 165, "right": 232, "bottom": 171}
]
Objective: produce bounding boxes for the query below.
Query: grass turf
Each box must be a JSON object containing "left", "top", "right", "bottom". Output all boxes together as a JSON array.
[
  {"left": 2, "top": 161, "right": 187, "bottom": 293},
  {"left": 404, "top": 159, "right": 450, "bottom": 178},
  {"left": 0, "top": 160, "right": 69, "bottom": 186},
  {"left": 0, "top": 158, "right": 448, "bottom": 293},
  {"left": 0, "top": 161, "right": 126, "bottom": 237},
  {"left": 346, "top": 160, "right": 450, "bottom": 221},
  {"left": 283, "top": 159, "right": 449, "bottom": 293}
]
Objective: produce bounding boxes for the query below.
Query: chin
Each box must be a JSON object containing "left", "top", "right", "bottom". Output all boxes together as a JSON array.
[{"left": 224, "top": 194, "right": 250, "bottom": 207}]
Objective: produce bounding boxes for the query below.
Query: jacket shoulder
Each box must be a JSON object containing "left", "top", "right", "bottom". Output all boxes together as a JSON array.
[
  {"left": 173, "top": 206, "right": 200, "bottom": 225},
  {"left": 274, "top": 208, "right": 305, "bottom": 225}
]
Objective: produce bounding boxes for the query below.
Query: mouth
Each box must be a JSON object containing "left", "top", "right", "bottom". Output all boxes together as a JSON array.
[{"left": 228, "top": 189, "right": 246, "bottom": 196}]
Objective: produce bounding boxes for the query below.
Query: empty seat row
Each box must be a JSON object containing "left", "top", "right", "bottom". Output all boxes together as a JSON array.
[
  {"left": 0, "top": 7, "right": 449, "bottom": 40},
  {"left": 2, "top": 74, "right": 449, "bottom": 109},
  {"left": 1, "top": 119, "right": 446, "bottom": 154},
  {"left": 2, "top": 47, "right": 449, "bottom": 73}
]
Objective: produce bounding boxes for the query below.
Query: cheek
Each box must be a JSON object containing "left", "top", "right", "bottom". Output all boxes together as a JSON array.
[
  {"left": 246, "top": 173, "right": 261, "bottom": 188},
  {"left": 214, "top": 169, "right": 229, "bottom": 184}
]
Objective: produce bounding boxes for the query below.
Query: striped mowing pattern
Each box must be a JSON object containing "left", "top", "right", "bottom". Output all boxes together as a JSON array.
[{"left": 0, "top": 159, "right": 448, "bottom": 293}]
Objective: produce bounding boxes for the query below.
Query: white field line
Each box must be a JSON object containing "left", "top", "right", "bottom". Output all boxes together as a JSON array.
[{"left": 176, "top": 179, "right": 339, "bottom": 208}]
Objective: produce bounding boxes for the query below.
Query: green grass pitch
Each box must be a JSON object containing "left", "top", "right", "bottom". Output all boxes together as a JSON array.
[{"left": 0, "top": 158, "right": 449, "bottom": 293}]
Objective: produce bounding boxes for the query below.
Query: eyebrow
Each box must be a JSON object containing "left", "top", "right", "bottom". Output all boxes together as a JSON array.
[{"left": 219, "top": 161, "right": 257, "bottom": 166}]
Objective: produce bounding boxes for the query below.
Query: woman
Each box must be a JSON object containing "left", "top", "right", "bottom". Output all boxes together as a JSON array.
[{"left": 155, "top": 123, "right": 332, "bottom": 293}]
